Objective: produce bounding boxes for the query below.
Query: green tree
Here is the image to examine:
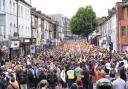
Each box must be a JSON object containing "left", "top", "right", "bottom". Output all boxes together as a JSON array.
[{"left": 70, "top": 5, "right": 97, "bottom": 37}]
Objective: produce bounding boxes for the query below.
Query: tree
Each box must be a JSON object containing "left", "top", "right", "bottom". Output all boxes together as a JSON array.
[{"left": 70, "top": 5, "right": 97, "bottom": 37}]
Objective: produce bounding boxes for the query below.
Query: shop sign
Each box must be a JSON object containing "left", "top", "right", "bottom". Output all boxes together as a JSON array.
[
  {"left": 24, "top": 39, "right": 30, "bottom": 43},
  {"left": 10, "top": 41, "right": 20, "bottom": 49}
]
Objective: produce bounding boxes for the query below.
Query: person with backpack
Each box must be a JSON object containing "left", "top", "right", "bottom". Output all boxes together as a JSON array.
[
  {"left": 16, "top": 69, "right": 28, "bottom": 89},
  {"left": 47, "top": 70, "right": 57, "bottom": 89},
  {"left": 27, "top": 66, "right": 35, "bottom": 89}
]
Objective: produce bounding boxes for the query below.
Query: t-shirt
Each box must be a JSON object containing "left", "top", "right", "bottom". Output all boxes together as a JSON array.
[{"left": 112, "top": 79, "right": 126, "bottom": 89}]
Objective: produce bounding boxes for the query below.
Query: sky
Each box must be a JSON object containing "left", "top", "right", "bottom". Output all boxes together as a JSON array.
[{"left": 31, "top": 0, "right": 122, "bottom": 18}]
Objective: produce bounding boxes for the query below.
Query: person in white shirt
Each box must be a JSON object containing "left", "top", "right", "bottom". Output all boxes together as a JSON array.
[
  {"left": 60, "top": 67, "right": 67, "bottom": 89},
  {"left": 112, "top": 72, "right": 126, "bottom": 89}
]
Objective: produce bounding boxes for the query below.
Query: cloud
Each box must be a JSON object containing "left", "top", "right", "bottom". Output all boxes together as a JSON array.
[{"left": 31, "top": 0, "right": 121, "bottom": 17}]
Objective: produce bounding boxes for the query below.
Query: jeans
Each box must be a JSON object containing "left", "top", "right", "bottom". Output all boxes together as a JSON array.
[
  {"left": 67, "top": 79, "right": 74, "bottom": 88},
  {"left": 20, "top": 84, "right": 27, "bottom": 89}
]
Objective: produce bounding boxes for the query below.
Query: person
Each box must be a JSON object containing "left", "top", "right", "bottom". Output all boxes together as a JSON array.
[
  {"left": 112, "top": 72, "right": 126, "bottom": 89},
  {"left": 74, "top": 64, "right": 82, "bottom": 78},
  {"left": 119, "top": 62, "right": 126, "bottom": 81},
  {"left": 82, "top": 67, "right": 89, "bottom": 89},
  {"left": 67, "top": 67, "right": 75, "bottom": 88},
  {"left": 60, "top": 67, "right": 67, "bottom": 89},
  {"left": 47, "top": 70, "right": 57, "bottom": 89},
  {"left": 75, "top": 78, "right": 83, "bottom": 89},
  {"left": 37, "top": 80, "right": 48, "bottom": 89},
  {"left": 7, "top": 76, "right": 19, "bottom": 89},
  {"left": 17, "top": 69, "right": 28, "bottom": 89},
  {"left": 70, "top": 83, "right": 78, "bottom": 89}
]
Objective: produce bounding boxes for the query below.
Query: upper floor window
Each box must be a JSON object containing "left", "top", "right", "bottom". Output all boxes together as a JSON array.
[
  {"left": 18, "top": 5, "right": 20, "bottom": 17},
  {"left": 3, "top": 0, "right": 5, "bottom": 10},
  {"left": 0, "top": 0, "right": 1, "bottom": 10},
  {"left": 13, "top": 2, "right": 15, "bottom": 14},
  {"left": 10, "top": 0, "right": 12, "bottom": 13},
  {"left": 14, "top": 24, "right": 15, "bottom": 32},
  {"left": 121, "top": 26, "right": 126, "bottom": 36},
  {"left": 10, "top": 23, "right": 12, "bottom": 34},
  {"left": 21, "top": 6, "right": 23, "bottom": 17}
]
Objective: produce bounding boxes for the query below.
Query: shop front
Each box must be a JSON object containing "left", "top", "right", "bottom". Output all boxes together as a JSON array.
[{"left": 20, "top": 38, "right": 36, "bottom": 56}]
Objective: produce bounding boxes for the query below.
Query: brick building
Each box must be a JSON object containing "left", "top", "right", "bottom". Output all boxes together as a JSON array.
[{"left": 116, "top": 1, "right": 128, "bottom": 51}]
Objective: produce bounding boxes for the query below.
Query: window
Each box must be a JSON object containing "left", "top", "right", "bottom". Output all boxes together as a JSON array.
[
  {"left": 121, "top": 26, "right": 126, "bottom": 36},
  {"left": 2, "top": 26, "right": 5, "bottom": 38},
  {"left": 18, "top": 5, "right": 20, "bottom": 17},
  {"left": 22, "top": 26, "right": 23, "bottom": 36},
  {"left": 21, "top": 6, "right": 23, "bottom": 17},
  {"left": 3, "top": 0, "right": 5, "bottom": 10},
  {"left": 10, "top": 23, "right": 12, "bottom": 35},
  {"left": 121, "top": 8, "right": 124, "bottom": 20},
  {"left": 0, "top": 0, "right": 1, "bottom": 10},
  {"left": 13, "top": 2, "right": 15, "bottom": 14},
  {"left": 10, "top": 0, "right": 12, "bottom": 13},
  {"left": 14, "top": 24, "right": 15, "bottom": 33}
]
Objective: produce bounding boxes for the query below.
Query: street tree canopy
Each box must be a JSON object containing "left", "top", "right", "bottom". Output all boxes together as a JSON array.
[{"left": 70, "top": 5, "right": 97, "bottom": 37}]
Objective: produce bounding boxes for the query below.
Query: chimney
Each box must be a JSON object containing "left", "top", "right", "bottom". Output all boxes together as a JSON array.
[
  {"left": 122, "top": 0, "right": 128, "bottom": 2},
  {"left": 37, "top": 11, "right": 41, "bottom": 14},
  {"left": 32, "top": 8, "right": 36, "bottom": 11}
]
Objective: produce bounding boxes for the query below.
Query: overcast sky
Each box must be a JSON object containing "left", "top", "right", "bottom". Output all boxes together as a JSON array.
[{"left": 31, "top": 0, "right": 122, "bottom": 18}]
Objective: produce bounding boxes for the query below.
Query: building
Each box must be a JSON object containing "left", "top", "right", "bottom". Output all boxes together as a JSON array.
[
  {"left": 96, "top": 8, "right": 117, "bottom": 51},
  {"left": 32, "top": 8, "right": 57, "bottom": 49},
  {"left": 0, "top": 0, "right": 32, "bottom": 57},
  {"left": 18, "top": 0, "right": 32, "bottom": 56},
  {"left": 116, "top": 1, "right": 128, "bottom": 51},
  {"left": 49, "top": 14, "right": 72, "bottom": 41},
  {"left": 0, "top": 0, "right": 17, "bottom": 49}
]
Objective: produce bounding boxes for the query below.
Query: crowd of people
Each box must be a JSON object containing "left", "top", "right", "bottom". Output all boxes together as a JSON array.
[{"left": 0, "top": 40, "right": 128, "bottom": 89}]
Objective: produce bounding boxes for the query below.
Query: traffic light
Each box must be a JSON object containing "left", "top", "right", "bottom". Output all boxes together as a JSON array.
[{"left": 109, "top": 42, "right": 113, "bottom": 50}]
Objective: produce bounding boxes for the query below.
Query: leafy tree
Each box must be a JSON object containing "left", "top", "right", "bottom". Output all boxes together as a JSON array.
[{"left": 70, "top": 5, "right": 97, "bottom": 37}]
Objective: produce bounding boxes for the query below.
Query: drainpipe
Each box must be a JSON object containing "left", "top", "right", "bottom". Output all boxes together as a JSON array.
[{"left": 16, "top": 0, "right": 19, "bottom": 34}]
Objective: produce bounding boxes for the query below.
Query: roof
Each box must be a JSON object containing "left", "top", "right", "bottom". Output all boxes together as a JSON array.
[
  {"left": 97, "top": 17, "right": 106, "bottom": 25},
  {"left": 16, "top": 0, "right": 31, "bottom": 7},
  {"left": 31, "top": 8, "right": 57, "bottom": 25}
]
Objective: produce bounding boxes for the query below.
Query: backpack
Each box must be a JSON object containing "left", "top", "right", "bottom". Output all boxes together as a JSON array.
[
  {"left": 0, "top": 78, "right": 7, "bottom": 89},
  {"left": 27, "top": 69, "right": 34, "bottom": 79},
  {"left": 19, "top": 71, "right": 27, "bottom": 84},
  {"left": 109, "top": 69, "right": 116, "bottom": 78}
]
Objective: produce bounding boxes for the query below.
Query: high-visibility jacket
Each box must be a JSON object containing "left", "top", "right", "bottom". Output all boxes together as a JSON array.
[{"left": 67, "top": 70, "right": 75, "bottom": 79}]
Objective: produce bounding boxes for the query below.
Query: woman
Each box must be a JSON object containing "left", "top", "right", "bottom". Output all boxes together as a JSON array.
[
  {"left": 7, "top": 77, "right": 19, "bottom": 89},
  {"left": 37, "top": 80, "right": 48, "bottom": 89}
]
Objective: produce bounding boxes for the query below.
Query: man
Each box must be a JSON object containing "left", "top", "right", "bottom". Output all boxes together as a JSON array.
[
  {"left": 60, "top": 67, "right": 67, "bottom": 89},
  {"left": 67, "top": 67, "right": 75, "bottom": 88},
  {"left": 74, "top": 64, "right": 82, "bottom": 78},
  {"left": 112, "top": 72, "right": 126, "bottom": 89}
]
